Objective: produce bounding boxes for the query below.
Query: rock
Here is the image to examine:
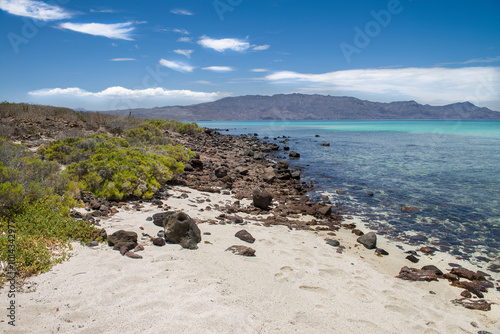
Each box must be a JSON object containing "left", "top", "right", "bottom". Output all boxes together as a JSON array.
[
  {"left": 460, "top": 290, "right": 472, "bottom": 298},
  {"left": 235, "top": 166, "right": 249, "bottom": 175},
  {"left": 317, "top": 205, "right": 332, "bottom": 216},
  {"left": 352, "top": 229, "right": 364, "bottom": 236},
  {"left": 184, "top": 163, "right": 194, "bottom": 172},
  {"left": 252, "top": 186, "right": 273, "bottom": 209},
  {"left": 235, "top": 230, "right": 255, "bottom": 244},
  {"left": 326, "top": 240, "right": 340, "bottom": 247},
  {"left": 401, "top": 206, "right": 420, "bottom": 213},
  {"left": 100, "top": 228, "right": 107, "bottom": 240},
  {"left": 357, "top": 232, "right": 377, "bottom": 249},
  {"left": 134, "top": 245, "right": 144, "bottom": 252},
  {"left": 215, "top": 166, "right": 229, "bottom": 178},
  {"left": 419, "top": 246, "right": 435, "bottom": 254},
  {"left": 451, "top": 298, "right": 492, "bottom": 311},
  {"left": 291, "top": 170, "right": 301, "bottom": 179},
  {"left": 276, "top": 160, "right": 289, "bottom": 170},
  {"left": 153, "top": 237, "right": 166, "bottom": 246},
  {"left": 320, "top": 142, "right": 330, "bottom": 146},
  {"left": 152, "top": 212, "right": 174, "bottom": 227},
  {"left": 443, "top": 273, "right": 459, "bottom": 282},
  {"left": 119, "top": 245, "right": 129, "bottom": 255},
  {"left": 108, "top": 230, "right": 138, "bottom": 251},
  {"left": 375, "top": 248, "right": 389, "bottom": 256},
  {"left": 421, "top": 265, "right": 443, "bottom": 276},
  {"left": 86, "top": 241, "right": 99, "bottom": 247},
  {"left": 124, "top": 251, "right": 143, "bottom": 259},
  {"left": 164, "top": 212, "right": 201, "bottom": 249},
  {"left": 450, "top": 268, "right": 486, "bottom": 281},
  {"left": 283, "top": 146, "right": 290, "bottom": 151},
  {"left": 406, "top": 254, "right": 420, "bottom": 263},
  {"left": 396, "top": 266, "right": 439, "bottom": 281},
  {"left": 190, "top": 159, "right": 203, "bottom": 170},
  {"left": 289, "top": 151, "right": 300, "bottom": 158},
  {"left": 226, "top": 245, "right": 256, "bottom": 256},
  {"left": 262, "top": 169, "right": 276, "bottom": 184}
]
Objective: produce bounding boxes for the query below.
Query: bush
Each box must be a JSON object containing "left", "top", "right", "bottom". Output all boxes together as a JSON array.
[{"left": 0, "top": 199, "right": 101, "bottom": 280}]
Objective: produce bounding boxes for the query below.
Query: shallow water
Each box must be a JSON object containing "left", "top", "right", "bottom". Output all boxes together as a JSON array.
[{"left": 198, "top": 120, "right": 500, "bottom": 266}]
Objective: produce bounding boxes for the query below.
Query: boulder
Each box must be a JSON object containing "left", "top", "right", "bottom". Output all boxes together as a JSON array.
[
  {"left": 252, "top": 186, "right": 273, "bottom": 209},
  {"left": 317, "top": 205, "right": 332, "bottom": 216},
  {"left": 164, "top": 212, "right": 201, "bottom": 249},
  {"left": 320, "top": 142, "right": 330, "bottom": 147},
  {"left": 235, "top": 230, "right": 255, "bottom": 244},
  {"left": 215, "top": 166, "right": 229, "bottom": 178},
  {"left": 152, "top": 212, "right": 174, "bottom": 227},
  {"left": 108, "top": 230, "right": 138, "bottom": 251},
  {"left": 450, "top": 268, "right": 486, "bottom": 281},
  {"left": 421, "top": 265, "right": 443, "bottom": 276},
  {"left": 289, "top": 151, "right": 300, "bottom": 158},
  {"left": 153, "top": 237, "right": 166, "bottom": 246},
  {"left": 226, "top": 245, "right": 256, "bottom": 256},
  {"left": 357, "top": 232, "right": 377, "bottom": 249}
]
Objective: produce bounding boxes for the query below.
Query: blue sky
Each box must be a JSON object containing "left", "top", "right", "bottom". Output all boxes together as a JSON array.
[{"left": 1, "top": 0, "right": 499, "bottom": 111}]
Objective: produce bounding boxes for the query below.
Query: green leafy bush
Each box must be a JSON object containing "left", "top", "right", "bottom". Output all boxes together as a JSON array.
[{"left": 0, "top": 199, "right": 101, "bottom": 279}]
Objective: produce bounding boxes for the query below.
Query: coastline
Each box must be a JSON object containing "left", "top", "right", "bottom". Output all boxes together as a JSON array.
[{"left": 1, "top": 128, "right": 499, "bottom": 333}]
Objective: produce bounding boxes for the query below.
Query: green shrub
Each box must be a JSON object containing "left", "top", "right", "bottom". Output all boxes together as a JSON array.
[{"left": 0, "top": 199, "right": 101, "bottom": 279}]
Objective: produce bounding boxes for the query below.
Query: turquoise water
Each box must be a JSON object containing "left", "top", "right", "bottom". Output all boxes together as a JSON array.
[{"left": 198, "top": 120, "right": 500, "bottom": 265}]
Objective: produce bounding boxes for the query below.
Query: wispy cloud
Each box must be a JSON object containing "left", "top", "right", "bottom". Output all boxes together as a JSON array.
[
  {"left": 252, "top": 44, "right": 270, "bottom": 51},
  {"left": 29, "top": 86, "right": 231, "bottom": 106},
  {"left": 171, "top": 8, "right": 193, "bottom": 16},
  {"left": 159, "top": 59, "right": 194, "bottom": 72},
  {"left": 202, "top": 66, "right": 234, "bottom": 72},
  {"left": 265, "top": 67, "right": 500, "bottom": 106},
  {"left": 436, "top": 56, "right": 500, "bottom": 66},
  {"left": 0, "top": 0, "right": 72, "bottom": 21},
  {"left": 109, "top": 58, "right": 136, "bottom": 62},
  {"left": 59, "top": 22, "right": 135, "bottom": 40},
  {"left": 251, "top": 68, "right": 269, "bottom": 72},
  {"left": 198, "top": 36, "right": 250, "bottom": 52},
  {"left": 172, "top": 28, "right": 190, "bottom": 35},
  {"left": 90, "top": 8, "right": 116, "bottom": 13},
  {"left": 174, "top": 49, "right": 194, "bottom": 58},
  {"left": 177, "top": 37, "right": 192, "bottom": 43}
]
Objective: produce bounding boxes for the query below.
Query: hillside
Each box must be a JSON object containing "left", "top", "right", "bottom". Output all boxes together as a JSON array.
[{"left": 103, "top": 94, "right": 500, "bottom": 121}]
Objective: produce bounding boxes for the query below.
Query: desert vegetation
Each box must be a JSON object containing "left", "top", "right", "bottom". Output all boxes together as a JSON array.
[{"left": 0, "top": 102, "right": 201, "bottom": 282}]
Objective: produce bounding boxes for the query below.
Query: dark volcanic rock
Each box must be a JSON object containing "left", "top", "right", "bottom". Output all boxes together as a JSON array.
[
  {"left": 108, "top": 230, "right": 138, "bottom": 251},
  {"left": 396, "top": 266, "right": 439, "bottom": 282},
  {"left": 289, "top": 151, "right": 300, "bottom": 158},
  {"left": 235, "top": 230, "right": 256, "bottom": 244},
  {"left": 406, "top": 255, "right": 420, "bottom": 263},
  {"left": 375, "top": 248, "right": 389, "bottom": 256},
  {"left": 317, "top": 205, "right": 332, "bottom": 216},
  {"left": 252, "top": 186, "right": 273, "bottom": 209},
  {"left": 164, "top": 212, "right": 201, "bottom": 249},
  {"left": 450, "top": 268, "right": 486, "bottom": 281},
  {"left": 215, "top": 166, "right": 229, "bottom": 178},
  {"left": 226, "top": 245, "right": 256, "bottom": 256},
  {"left": 153, "top": 237, "right": 166, "bottom": 246},
  {"left": 421, "top": 265, "right": 443, "bottom": 276},
  {"left": 152, "top": 212, "right": 174, "bottom": 227},
  {"left": 326, "top": 240, "right": 340, "bottom": 247},
  {"left": 357, "top": 232, "right": 377, "bottom": 249},
  {"left": 452, "top": 298, "right": 492, "bottom": 311}
]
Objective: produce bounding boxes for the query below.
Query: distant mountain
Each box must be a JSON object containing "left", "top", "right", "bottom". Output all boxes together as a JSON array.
[{"left": 103, "top": 94, "right": 500, "bottom": 121}]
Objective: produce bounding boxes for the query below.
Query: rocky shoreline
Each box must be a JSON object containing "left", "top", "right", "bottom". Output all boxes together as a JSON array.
[{"left": 67, "top": 128, "right": 499, "bottom": 317}]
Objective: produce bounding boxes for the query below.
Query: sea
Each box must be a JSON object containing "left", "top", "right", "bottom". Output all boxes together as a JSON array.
[{"left": 197, "top": 120, "right": 500, "bottom": 267}]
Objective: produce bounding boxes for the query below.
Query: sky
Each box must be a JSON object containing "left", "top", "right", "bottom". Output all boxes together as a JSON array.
[{"left": 0, "top": 0, "right": 499, "bottom": 111}]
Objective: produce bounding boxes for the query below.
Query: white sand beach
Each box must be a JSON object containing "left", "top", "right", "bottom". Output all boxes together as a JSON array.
[{"left": 3, "top": 187, "right": 499, "bottom": 334}]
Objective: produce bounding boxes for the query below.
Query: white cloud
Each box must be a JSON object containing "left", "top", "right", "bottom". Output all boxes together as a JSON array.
[
  {"left": 59, "top": 22, "right": 135, "bottom": 40},
  {"left": 265, "top": 67, "right": 500, "bottom": 107},
  {"left": 251, "top": 68, "right": 269, "bottom": 72},
  {"left": 159, "top": 59, "right": 194, "bottom": 72},
  {"left": 172, "top": 28, "right": 190, "bottom": 35},
  {"left": 198, "top": 36, "right": 250, "bottom": 52},
  {"left": 171, "top": 8, "right": 193, "bottom": 15},
  {"left": 436, "top": 56, "right": 500, "bottom": 66},
  {"left": 29, "top": 86, "right": 231, "bottom": 109},
  {"left": 195, "top": 80, "right": 214, "bottom": 85},
  {"left": 252, "top": 44, "right": 270, "bottom": 51},
  {"left": 177, "top": 37, "right": 192, "bottom": 43},
  {"left": 109, "top": 58, "right": 136, "bottom": 61},
  {"left": 0, "top": 0, "right": 72, "bottom": 20},
  {"left": 202, "top": 66, "right": 234, "bottom": 72},
  {"left": 29, "top": 86, "right": 229, "bottom": 100},
  {"left": 90, "top": 8, "right": 115, "bottom": 13},
  {"left": 174, "top": 49, "right": 194, "bottom": 59}
]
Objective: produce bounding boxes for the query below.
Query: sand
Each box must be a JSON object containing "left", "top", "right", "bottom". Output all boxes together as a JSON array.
[{"left": 2, "top": 186, "right": 499, "bottom": 334}]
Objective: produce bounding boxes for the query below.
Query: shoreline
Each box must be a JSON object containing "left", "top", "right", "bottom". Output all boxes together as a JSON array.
[{"left": 1, "top": 128, "right": 499, "bottom": 333}]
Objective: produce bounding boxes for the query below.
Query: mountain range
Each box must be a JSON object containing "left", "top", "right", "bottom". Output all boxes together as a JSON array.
[{"left": 103, "top": 94, "right": 500, "bottom": 121}]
